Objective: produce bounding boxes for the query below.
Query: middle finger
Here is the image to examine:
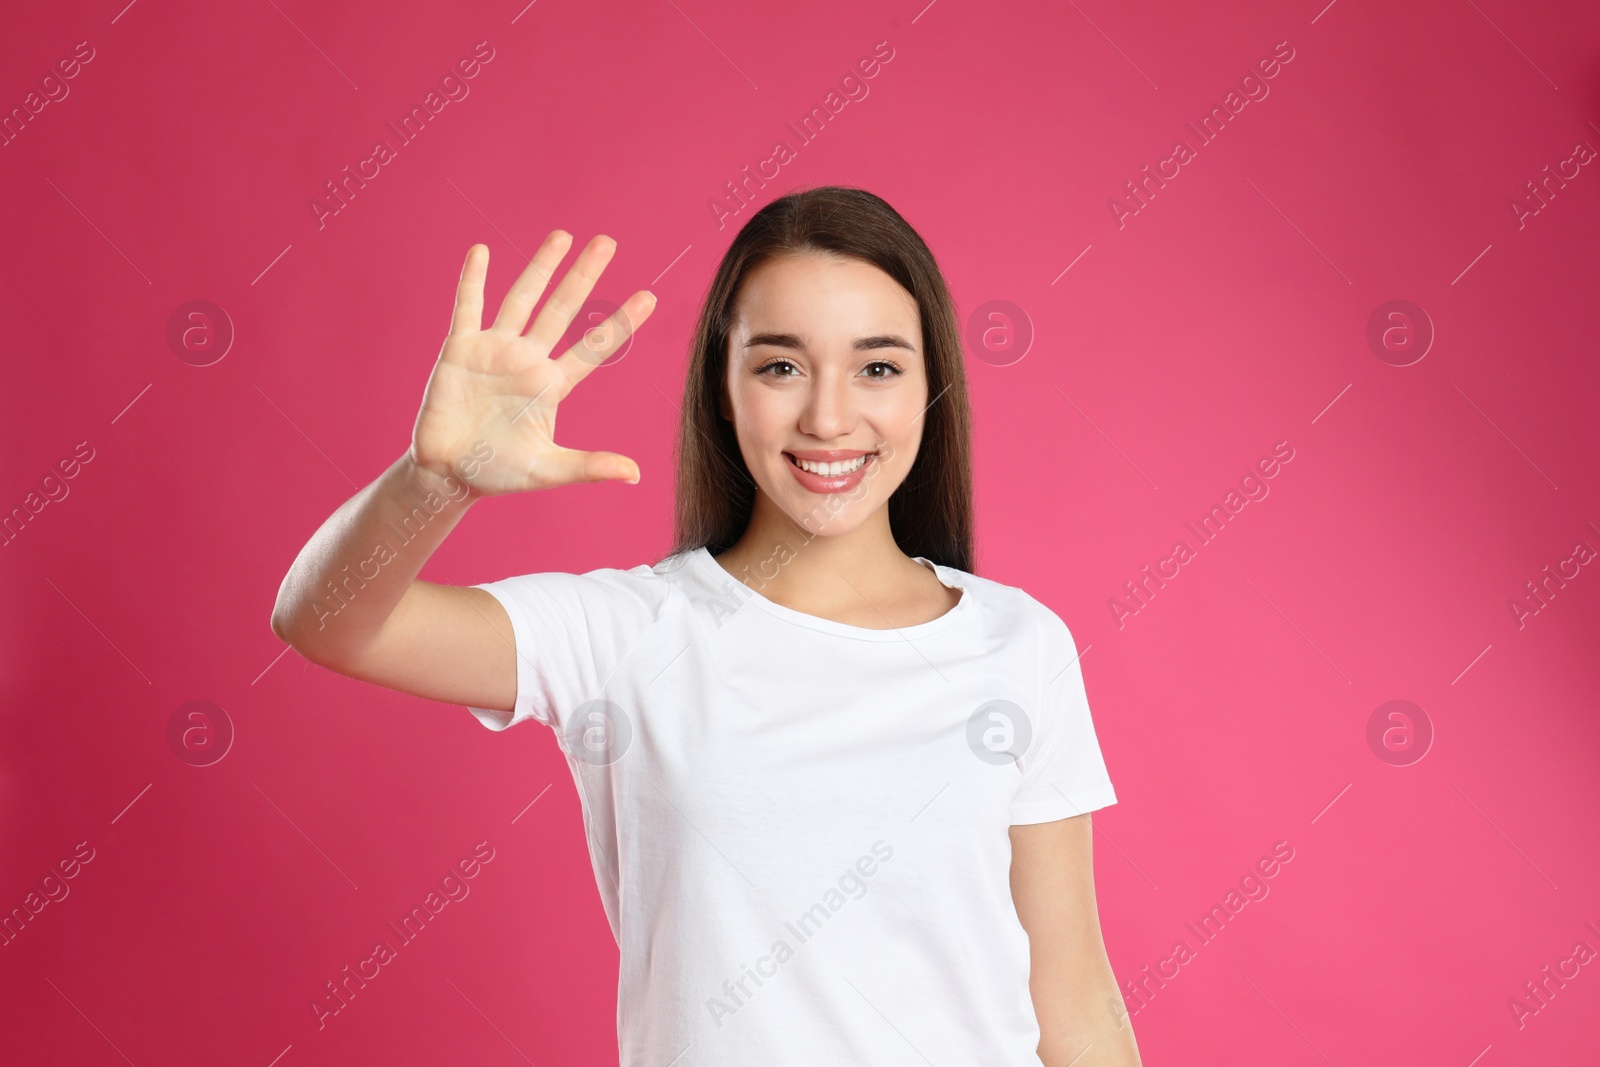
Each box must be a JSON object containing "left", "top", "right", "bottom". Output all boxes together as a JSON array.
[{"left": 522, "top": 235, "right": 618, "bottom": 354}]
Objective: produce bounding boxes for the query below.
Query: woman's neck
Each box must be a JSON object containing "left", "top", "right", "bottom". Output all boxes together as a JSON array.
[{"left": 711, "top": 495, "right": 955, "bottom": 628}]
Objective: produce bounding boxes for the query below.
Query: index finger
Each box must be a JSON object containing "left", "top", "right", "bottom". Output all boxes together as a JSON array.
[{"left": 552, "top": 289, "right": 657, "bottom": 387}]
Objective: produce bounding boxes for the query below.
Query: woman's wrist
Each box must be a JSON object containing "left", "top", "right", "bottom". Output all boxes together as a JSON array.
[{"left": 399, "top": 447, "right": 483, "bottom": 509}]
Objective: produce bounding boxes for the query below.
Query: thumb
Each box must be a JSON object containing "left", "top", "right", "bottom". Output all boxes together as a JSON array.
[{"left": 548, "top": 446, "right": 639, "bottom": 486}]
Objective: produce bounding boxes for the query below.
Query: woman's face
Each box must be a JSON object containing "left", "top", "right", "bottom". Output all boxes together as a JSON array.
[{"left": 722, "top": 251, "right": 928, "bottom": 537}]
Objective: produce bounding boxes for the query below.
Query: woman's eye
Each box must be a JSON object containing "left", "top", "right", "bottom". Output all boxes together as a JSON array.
[{"left": 757, "top": 359, "right": 903, "bottom": 378}]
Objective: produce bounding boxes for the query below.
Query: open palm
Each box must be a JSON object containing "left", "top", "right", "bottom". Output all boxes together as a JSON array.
[{"left": 410, "top": 232, "right": 656, "bottom": 497}]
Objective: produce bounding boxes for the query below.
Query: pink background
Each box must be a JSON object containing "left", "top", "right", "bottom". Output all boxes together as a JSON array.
[{"left": 3, "top": 0, "right": 1598, "bottom": 1063}]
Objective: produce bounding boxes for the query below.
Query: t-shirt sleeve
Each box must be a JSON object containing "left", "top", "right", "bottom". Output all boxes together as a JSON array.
[
  {"left": 464, "top": 564, "right": 664, "bottom": 733},
  {"left": 1009, "top": 605, "right": 1118, "bottom": 824}
]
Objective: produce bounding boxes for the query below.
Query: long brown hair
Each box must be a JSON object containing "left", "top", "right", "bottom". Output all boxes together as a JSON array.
[{"left": 667, "top": 185, "right": 975, "bottom": 574}]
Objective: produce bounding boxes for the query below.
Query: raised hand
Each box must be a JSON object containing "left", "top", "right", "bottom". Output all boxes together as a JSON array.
[{"left": 409, "top": 231, "right": 656, "bottom": 498}]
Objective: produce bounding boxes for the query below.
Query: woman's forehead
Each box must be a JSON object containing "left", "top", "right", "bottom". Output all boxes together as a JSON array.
[{"left": 731, "top": 254, "right": 919, "bottom": 338}]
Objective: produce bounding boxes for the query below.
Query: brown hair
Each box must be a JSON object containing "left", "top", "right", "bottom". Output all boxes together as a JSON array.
[{"left": 666, "top": 185, "right": 975, "bottom": 573}]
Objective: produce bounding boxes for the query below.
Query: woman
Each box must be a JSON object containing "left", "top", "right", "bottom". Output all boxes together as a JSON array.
[{"left": 271, "top": 186, "right": 1142, "bottom": 1066}]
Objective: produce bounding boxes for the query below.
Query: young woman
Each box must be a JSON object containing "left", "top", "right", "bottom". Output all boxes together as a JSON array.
[{"left": 271, "top": 187, "right": 1142, "bottom": 1066}]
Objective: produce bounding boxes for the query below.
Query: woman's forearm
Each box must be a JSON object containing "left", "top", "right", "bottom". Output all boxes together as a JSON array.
[
  {"left": 269, "top": 446, "right": 486, "bottom": 665},
  {"left": 1038, "top": 969, "right": 1142, "bottom": 1067}
]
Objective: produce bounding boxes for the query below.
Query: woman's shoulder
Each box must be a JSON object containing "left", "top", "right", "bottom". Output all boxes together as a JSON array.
[
  {"left": 943, "top": 564, "right": 1078, "bottom": 645},
  {"left": 928, "top": 558, "right": 1053, "bottom": 617},
  {"left": 476, "top": 552, "right": 690, "bottom": 624}
]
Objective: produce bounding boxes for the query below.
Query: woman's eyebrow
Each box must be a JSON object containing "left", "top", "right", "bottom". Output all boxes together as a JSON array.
[
  {"left": 742, "top": 332, "right": 916, "bottom": 351},
  {"left": 855, "top": 334, "right": 917, "bottom": 351}
]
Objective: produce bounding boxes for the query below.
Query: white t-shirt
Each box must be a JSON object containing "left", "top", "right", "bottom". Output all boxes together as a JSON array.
[{"left": 469, "top": 545, "right": 1117, "bottom": 1066}]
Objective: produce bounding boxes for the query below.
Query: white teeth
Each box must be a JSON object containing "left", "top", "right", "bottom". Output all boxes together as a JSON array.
[{"left": 794, "top": 454, "right": 868, "bottom": 477}]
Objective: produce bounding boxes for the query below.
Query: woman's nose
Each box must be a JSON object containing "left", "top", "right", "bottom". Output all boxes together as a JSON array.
[{"left": 797, "top": 371, "right": 855, "bottom": 438}]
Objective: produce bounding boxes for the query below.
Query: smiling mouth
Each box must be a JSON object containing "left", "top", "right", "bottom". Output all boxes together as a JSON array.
[{"left": 784, "top": 452, "right": 875, "bottom": 477}]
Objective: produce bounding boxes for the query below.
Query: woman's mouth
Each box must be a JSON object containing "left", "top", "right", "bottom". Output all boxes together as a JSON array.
[{"left": 783, "top": 451, "right": 875, "bottom": 494}]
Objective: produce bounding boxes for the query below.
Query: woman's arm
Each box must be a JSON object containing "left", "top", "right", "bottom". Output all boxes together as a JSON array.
[
  {"left": 1011, "top": 814, "right": 1143, "bottom": 1067},
  {"left": 269, "top": 450, "right": 513, "bottom": 710},
  {"left": 269, "top": 232, "right": 656, "bottom": 712}
]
